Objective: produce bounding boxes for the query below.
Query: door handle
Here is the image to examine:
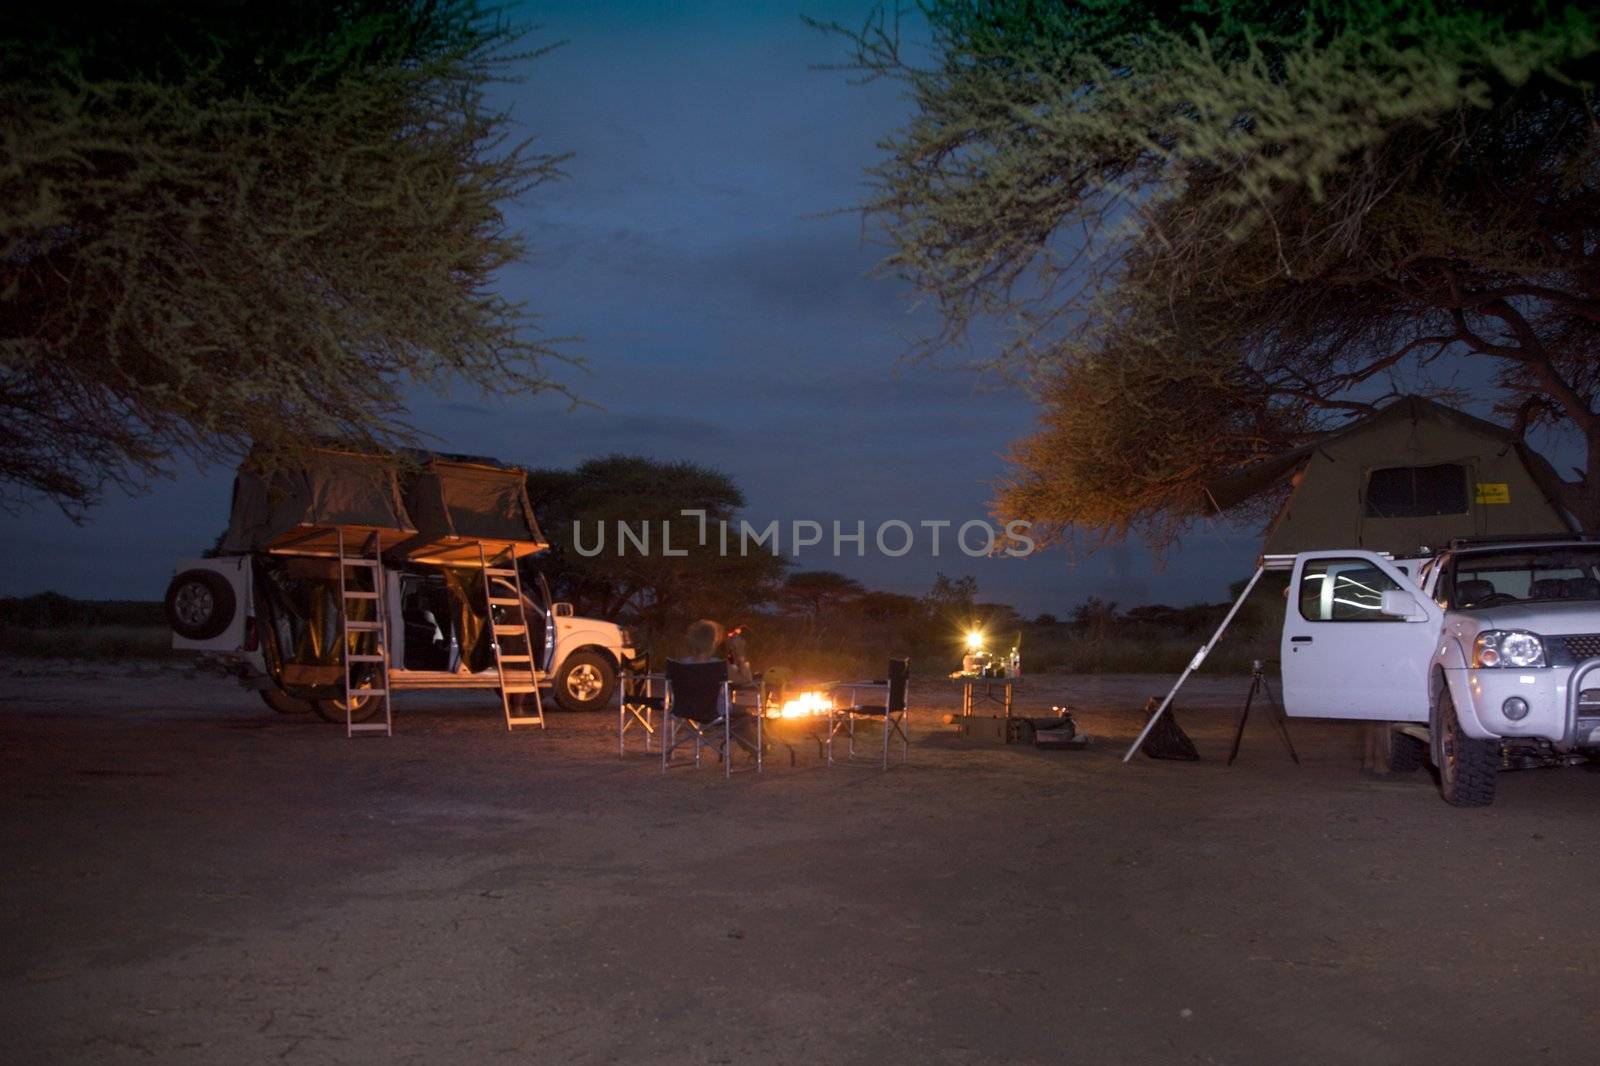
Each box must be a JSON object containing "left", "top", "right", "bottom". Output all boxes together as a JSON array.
[{"left": 1290, "top": 636, "right": 1313, "bottom": 644}]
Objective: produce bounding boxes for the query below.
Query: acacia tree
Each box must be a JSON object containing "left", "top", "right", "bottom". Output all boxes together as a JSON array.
[
  {"left": 525, "top": 455, "right": 788, "bottom": 642},
  {"left": 1, "top": 1, "right": 572, "bottom": 517},
  {"left": 780, "top": 570, "right": 866, "bottom": 630},
  {"left": 822, "top": 1, "right": 1600, "bottom": 547}
]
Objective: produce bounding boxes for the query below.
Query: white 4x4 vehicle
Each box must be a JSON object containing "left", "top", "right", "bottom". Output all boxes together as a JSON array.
[
  {"left": 1282, "top": 539, "right": 1600, "bottom": 806},
  {"left": 167, "top": 556, "right": 634, "bottom": 719}
]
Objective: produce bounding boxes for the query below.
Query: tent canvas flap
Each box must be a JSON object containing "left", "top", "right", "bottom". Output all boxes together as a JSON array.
[
  {"left": 1201, "top": 397, "right": 1577, "bottom": 558},
  {"left": 220, "top": 448, "right": 415, "bottom": 554},
  {"left": 397, "top": 460, "right": 547, "bottom": 562}
]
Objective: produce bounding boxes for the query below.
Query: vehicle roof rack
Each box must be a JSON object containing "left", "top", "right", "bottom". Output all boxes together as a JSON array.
[{"left": 1447, "top": 533, "right": 1593, "bottom": 550}]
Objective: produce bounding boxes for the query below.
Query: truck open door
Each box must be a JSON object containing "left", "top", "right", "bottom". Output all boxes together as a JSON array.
[
  {"left": 535, "top": 572, "right": 557, "bottom": 674},
  {"left": 1281, "top": 551, "right": 1438, "bottom": 722}
]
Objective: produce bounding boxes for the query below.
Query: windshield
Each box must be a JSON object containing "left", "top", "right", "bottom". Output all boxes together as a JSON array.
[{"left": 1445, "top": 546, "right": 1600, "bottom": 609}]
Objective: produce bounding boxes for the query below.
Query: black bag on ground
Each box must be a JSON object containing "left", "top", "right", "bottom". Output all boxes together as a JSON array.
[{"left": 1140, "top": 702, "right": 1200, "bottom": 761}]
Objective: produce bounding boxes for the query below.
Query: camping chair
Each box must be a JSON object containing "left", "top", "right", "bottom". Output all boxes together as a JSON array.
[
  {"left": 662, "top": 659, "right": 763, "bottom": 778},
  {"left": 826, "top": 659, "right": 910, "bottom": 769},
  {"left": 619, "top": 653, "right": 663, "bottom": 755}
]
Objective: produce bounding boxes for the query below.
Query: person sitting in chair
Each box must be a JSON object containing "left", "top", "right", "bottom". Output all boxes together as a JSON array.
[
  {"left": 681, "top": 618, "right": 759, "bottom": 751},
  {"left": 684, "top": 619, "right": 753, "bottom": 685}
]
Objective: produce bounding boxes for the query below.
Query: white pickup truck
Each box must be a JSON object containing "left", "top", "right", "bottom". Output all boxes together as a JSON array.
[{"left": 1281, "top": 538, "right": 1600, "bottom": 806}]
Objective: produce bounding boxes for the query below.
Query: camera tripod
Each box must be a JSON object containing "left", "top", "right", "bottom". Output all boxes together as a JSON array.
[{"left": 1228, "top": 660, "right": 1301, "bottom": 767}]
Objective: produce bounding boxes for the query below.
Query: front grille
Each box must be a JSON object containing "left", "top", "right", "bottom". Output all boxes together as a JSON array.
[
  {"left": 1563, "top": 634, "right": 1600, "bottom": 661},
  {"left": 1549, "top": 634, "right": 1600, "bottom": 667}
]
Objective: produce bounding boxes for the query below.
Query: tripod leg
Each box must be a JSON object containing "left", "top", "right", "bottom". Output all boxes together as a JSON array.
[
  {"left": 1228, "top": 675, "right": 1258, "bottom": 766},
  {"left": 1261, "top": 676, "right": 1301, "bottom": 765}
]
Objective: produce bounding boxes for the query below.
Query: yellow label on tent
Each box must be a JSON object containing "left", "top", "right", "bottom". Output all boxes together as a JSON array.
[{"left": 1475, "top": 483, "right": 1510, "bottom": 505}]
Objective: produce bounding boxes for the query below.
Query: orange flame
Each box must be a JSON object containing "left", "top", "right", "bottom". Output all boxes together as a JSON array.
[{"left": 770, "top": 690, "right": 831, "bottom": 718}]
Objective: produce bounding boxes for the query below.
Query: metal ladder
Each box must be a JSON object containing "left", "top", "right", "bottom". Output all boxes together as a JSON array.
[
  {"left": 336, "top": 528, "right": 393, "bottom": 738},
  {"left": 478, "top": 543, "right": 544, "bottom": 730}
]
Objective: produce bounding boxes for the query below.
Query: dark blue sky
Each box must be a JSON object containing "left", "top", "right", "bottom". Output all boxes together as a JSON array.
[{"left": 0, "top": 1, "right": 1264, "bottom": 614}]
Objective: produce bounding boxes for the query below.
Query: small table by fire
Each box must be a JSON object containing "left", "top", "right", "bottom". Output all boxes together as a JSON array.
[{"left": 951, "top": 674, "right": 1020, "bottom": 742}]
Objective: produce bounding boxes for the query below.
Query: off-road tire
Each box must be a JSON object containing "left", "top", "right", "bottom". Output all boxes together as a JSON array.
[
  {"left": 1385, "top": 727, "right": 1426, "bottom": 774},
  {"left": 164, "top": 569, "right": 236, "bottom": 641},
  {"left": 552, "top": 650, "right": 616, "bottom": 713},
  {"left": 1434, "top": 687, "right": 1498, "bottom": 807},
  {"left": 259, "top": 688, "right": 313, "bottom": 715},
  {"left": 312, "top": 691, "right": 384, "bottom": 725}
]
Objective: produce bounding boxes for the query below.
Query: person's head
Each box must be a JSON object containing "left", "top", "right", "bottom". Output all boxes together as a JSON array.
[{"left": 685, "top": 618, "right": 723, "bottom": 659}]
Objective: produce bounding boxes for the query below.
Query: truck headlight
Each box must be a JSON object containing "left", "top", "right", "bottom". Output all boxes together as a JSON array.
[{"left": 1473, "top": 629, "right": 1546, "bottom": 668}]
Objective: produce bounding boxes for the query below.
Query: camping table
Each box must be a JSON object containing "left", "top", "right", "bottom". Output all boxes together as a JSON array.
[{"left": 951, "top": 674, "right": 1020, "bottom": 742}]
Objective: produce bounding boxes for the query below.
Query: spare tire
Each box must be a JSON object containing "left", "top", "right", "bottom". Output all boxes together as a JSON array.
[
  {"left": 165, "top": 569, "right": 236, "bottom": 641},
  {"left": 312, "top": 690, "right": 385, "bottom": 724}
]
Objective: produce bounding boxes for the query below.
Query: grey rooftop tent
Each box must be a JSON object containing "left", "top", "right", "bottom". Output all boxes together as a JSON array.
[
  {"left": 220, "top": 447, "right": 416, "bottom": 556},
  {"left": 1203, "top": 396, "right": 1578, "bottom": 557},
  {"left": 396, "top": 457, "right": 548, "bottom": 566}
]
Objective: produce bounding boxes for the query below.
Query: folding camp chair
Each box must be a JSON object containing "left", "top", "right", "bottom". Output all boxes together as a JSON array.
[
  {"left": 619, "top": 653, "right": 663, "bottom": 755},
  {"left": 827, "top": 658, "right": 910, "bottom": 769},
  {"left": 662, "top": 659, "right": 763, "bottom": 778}
]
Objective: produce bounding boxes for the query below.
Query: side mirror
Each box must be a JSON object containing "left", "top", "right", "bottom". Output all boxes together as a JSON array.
[
  {"left": 1381, "top": 589, "right": 1426, "bottom": 620},
  {"left": 553, "top": 602, "right": 574, "bottom": 618}
]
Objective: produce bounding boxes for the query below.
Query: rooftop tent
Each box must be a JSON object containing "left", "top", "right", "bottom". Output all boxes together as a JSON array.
[
  {"left": 396, "top": 459, "right": 548, "bottom": 565},
  {"left": 219, "top": 447, "right": 416, "bottom": 556},
  {"left": 1203, "top": 397, "right": 1578, "bottom": 557}
]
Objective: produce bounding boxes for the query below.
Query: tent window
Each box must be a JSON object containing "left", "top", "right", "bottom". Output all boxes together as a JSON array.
[{"left": 1365, "top": 464, "right": 1468, "bottom": 518}]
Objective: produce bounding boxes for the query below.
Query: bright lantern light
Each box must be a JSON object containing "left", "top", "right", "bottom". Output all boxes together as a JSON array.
[{"left": 965, "top": 629, "right": 985, "bottom": 651}]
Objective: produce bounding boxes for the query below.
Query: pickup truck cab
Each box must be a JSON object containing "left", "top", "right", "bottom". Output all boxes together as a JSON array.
[{"left": 1281, "top": 539, "right": 1600, "bottom": 806}]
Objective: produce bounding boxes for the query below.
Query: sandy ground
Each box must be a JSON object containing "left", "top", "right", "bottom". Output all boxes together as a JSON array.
[{"left": 2, "top": 661, "right": 1599, "bottom": 1065}]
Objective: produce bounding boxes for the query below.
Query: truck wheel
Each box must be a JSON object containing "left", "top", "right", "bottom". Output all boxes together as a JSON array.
[
  {"left": 312, "top": 690, "right": 384, "bottom": 724},
  {"left": 164, "top": 569, "right": 236, "bottom": 640},
  {"left": 553, "top": 650, "right": 616, "bottom": 713},
  {"left": 260, "top": 688, "right": 313, "bottom": 715},
  {"left": 1384, "top": 727, "right": 1426, "bottom": 774},
  {"left": 1434, "top": 687, "right": 1497, "bottom": 807}
]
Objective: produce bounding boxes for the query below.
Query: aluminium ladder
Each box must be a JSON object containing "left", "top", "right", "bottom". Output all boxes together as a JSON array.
[
  {"left": 478, "top": 543, "right": 544, "bottom": 730},
  {"left": 336, "top": 528, "right": 394, "bottom": 738}
]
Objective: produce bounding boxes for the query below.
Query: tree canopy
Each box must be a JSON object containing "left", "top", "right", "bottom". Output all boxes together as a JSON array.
[
  {"left": 824, "top": 1, "right": 1600, "bottom": 546},
  {"left": 780, "top": 570, "right": 867, "bottom": 627},
  {"left": 524, "top": 455, "right": 788, "bottom": 640},
  {"left": 1, "top": 1, "right": 572, "bottom": 517}
]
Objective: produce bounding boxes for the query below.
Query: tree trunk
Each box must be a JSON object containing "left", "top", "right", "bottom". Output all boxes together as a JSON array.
[{"left": 1577, "top": 429, "right": 1600, "bottom": 533}]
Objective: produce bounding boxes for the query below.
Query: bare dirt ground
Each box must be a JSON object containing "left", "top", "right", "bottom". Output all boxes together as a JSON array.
[{"left": 3, "top": 661, "right": 1598, "bottom": 1065}]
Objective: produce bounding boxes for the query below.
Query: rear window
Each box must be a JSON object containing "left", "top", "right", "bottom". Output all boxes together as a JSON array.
[
  {"left": 1365, "top": 464, "right": 1468, "bottom": 518},
  {"left": 1447, "top": 547, "right": 1600, "bottom": 608}
]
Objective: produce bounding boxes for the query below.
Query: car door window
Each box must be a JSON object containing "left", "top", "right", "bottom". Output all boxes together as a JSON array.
[{"left": 1299, "top": 558, "right": 1409, "bottom": 622}]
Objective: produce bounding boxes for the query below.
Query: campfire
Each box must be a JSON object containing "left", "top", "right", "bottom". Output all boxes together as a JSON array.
[{"left": 768, "top": 690, "right": 832, "bottom": 719}]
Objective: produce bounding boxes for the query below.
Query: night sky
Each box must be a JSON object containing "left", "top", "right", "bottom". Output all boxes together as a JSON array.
[{"left": 0, "top": 1, "right": 1264, "bottom": 616}]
